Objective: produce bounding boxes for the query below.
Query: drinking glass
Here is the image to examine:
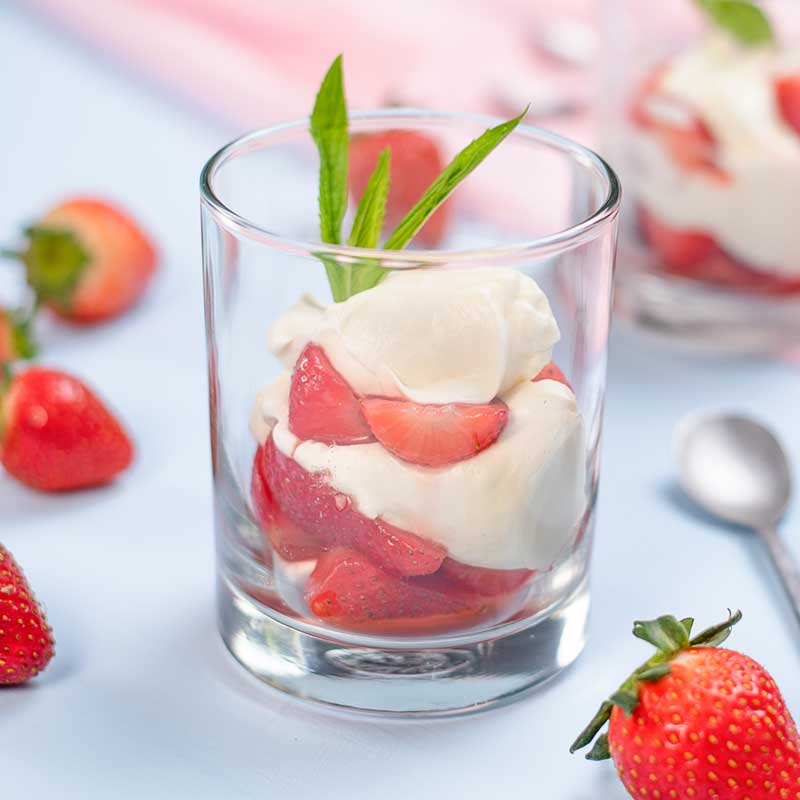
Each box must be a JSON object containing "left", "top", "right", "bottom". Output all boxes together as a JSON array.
[
  {"left": 603, "top": 0, "right": 800, "bottom": 352},
  {"left": 201, "top": 110, "right": 619, "bottom": 715}
]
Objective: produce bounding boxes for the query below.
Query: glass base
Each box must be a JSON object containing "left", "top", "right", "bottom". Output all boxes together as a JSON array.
[{"left": 217, "top": 573, "right": 590, "bottom": 718}]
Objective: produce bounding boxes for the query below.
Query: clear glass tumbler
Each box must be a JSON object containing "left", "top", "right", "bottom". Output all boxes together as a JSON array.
[
  {"left": 603, "top": 0, "right": 800, "bottom": 352},
  {"left": 201, "top": 110, "right": 619, "bottom": 716}
]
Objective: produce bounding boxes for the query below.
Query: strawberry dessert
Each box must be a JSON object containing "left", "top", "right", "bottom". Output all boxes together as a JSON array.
[
  {"left": 629, "top": 3, "right": 800, "bottom": 294},
  {"left": 249, "top": 268, "right": 585, "bottom": 634}
]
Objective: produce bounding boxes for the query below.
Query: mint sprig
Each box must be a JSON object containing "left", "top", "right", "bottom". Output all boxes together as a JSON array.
[
  {"left": 697, "top": 0, "right": 774, "bottom": 46},
  {"left": 310, "top": 55, "right": 348, "bottom": 246},
  {"left": 308, "top": 55, "right": 527, "bottom": 302}
]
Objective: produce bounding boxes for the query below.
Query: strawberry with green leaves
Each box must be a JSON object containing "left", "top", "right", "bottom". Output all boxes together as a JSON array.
[
  {"left": 2, "top": 198, "right": 157, "bottom": 324},
  {"left": 571, "top": 610, "right": 800, "bottom": 800}
]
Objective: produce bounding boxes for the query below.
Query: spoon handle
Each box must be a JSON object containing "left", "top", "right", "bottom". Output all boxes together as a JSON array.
[{"left": 757, "top": 525, "right": 800, "bottom": 626}]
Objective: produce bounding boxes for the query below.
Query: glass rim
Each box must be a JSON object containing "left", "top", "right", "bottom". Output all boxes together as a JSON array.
[{"left": 200, "top": 108, "right": 621, "bottom": 264}]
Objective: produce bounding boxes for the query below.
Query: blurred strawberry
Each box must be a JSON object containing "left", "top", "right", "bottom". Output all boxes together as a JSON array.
[
  {"left": 349, "top": 131, "right": 451, "bottom": 247},
  {"left": 2, "top": 198, "right": 157, "bottom": 323},
  {"left": 776, "top": 74, "right": 800, "bottom": 135},
  {"left": 0, "top": 367, "right": 133, "bottom": 492},
  {"left": 0, "top": 544, "right": 55, "bottom": 684},
  {"left": 0, "top": 307, "right": 36, "bottom": 364}
]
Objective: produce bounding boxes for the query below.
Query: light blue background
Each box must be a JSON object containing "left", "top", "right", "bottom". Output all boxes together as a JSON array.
[{"left": 1, "top": 5, "right": 798, "bottom": 798}]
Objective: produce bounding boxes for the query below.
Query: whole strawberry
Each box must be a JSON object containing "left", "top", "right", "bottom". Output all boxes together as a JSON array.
[
  {"left": 0, "top": 367, "right": 133, "bottom": 492},
  {"left": 0, "top": 544, "right": 54, "bottom": 684},
  {"left": 0, "top": 307, "right": 36, "bottom": 364},
  {"left": 571, "top": 611, "right": 800, "bottom": 800},
  {"left": 2, "top": 197, "right": 157, "bottom": 323}
]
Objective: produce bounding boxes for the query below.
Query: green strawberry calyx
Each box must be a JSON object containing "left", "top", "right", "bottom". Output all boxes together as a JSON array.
[
  {"left": 2, "top": 225, "right": 90, "bottom": 309},
  {"left": 570, "top": 609, "right": 743, "bottom": 762}
]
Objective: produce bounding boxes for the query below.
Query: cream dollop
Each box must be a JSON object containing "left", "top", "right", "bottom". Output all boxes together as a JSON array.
[
  {"left": 633, "top": 33, "right": 800, "bottom": 274},
  {"left": 268, "top": 268, "right": 560, "bottom": 404}
]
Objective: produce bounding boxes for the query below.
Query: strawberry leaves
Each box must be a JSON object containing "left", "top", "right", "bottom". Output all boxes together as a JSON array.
[
  {"left": 696, "top": 0, "right": 774, "bottom": 46},
  {"left": 309, "top": 55, "right": 527, "bottom": 302}
]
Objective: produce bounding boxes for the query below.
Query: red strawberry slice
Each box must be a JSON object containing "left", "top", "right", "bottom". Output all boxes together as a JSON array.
[
  {"left": 360, "top": 397, "right": 508, "bottom": 468},
  {"left": 0, "top": 545, "right": 55, "bottom": 684},
  {"left": 631, "top": 68, "right": 728, "bottom": 182},
  {"left": 776, "top": 74, "right": 800, "bottom": 135},
  {"left": 258, "top": 438, "right": 447, "bottom": 575},
  {"left": 289, "top": 343, "right": 374, "bottom": 445},
  {"left": 349, "top": 130, "right": 451, "bottom": 247},
  {"left": 0, "top": 368, "right": 133, "bottom": 492},
  {"left": 640, "top": 207, "right": 800, "bottom": 295},
  {"left": 250, "top": 452, "right": 325, "bottom": 561},
  {"left": 5, "top": 197, "right": 158, "bottom": 324},
  {"left": 439, "top": 558, "right": 535, "bottom": 597},
  {"left": 532, "top": 362, "right": 571, "bottom": 389},
  {"left": 305, "top": 548, "right": 490, "bottom": 633}
]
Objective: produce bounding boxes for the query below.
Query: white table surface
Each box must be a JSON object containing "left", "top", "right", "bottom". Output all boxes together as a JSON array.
[{"left": 2, "top": 5, "right": 800, "bottom": 799}]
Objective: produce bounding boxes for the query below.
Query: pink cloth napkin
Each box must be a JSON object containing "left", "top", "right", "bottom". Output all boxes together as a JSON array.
[{"left": 22, "top": 0, "right": 594, "bottom": 137}]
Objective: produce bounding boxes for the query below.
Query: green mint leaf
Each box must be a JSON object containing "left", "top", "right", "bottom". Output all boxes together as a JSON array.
[
  {"left": 632, "top": 615, "right": 690, "bottom": 656},
  {"left": 310, "top": 55, "right": 349, "bottom": 247},
  {"left": 697, "top": 0, "right": 774, "bottom": 45},
  {"left": 383, "top": 107, "right": 528, "bottom": 251},
  {"left": 348, "top": 148, "right": 391, "bottom": 249},
  {"left": 585, "top": 734, "right": 611, "bottom": 761}
]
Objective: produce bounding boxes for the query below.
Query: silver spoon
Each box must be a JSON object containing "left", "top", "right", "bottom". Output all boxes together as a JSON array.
[{"left": 675, "top": 412, "right": 800, "bottom": 626}]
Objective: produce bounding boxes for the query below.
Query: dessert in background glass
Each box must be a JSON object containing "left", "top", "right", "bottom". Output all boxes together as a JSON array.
[
  {"left": 201, "top": 107, "right": 619, "bottom": 715},
  {"left": 604, "top": 0, "right": 800, "bottom": 351}
]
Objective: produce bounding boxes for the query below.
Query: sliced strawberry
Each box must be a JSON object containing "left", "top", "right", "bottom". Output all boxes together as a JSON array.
[
  {"left": 259, "top": 438, "right": 447, "bottom": 575},
  {"left": 631, "top": 68, "right": 728, "bottom": 182},
  {"left": 288, "top": 343, "right": 374, "bottom": 445},
  {"left": 4, "top": 197, "right": 157, "bottom": 324},
  {"left": 640, "top": 207, "right": 800, "bottom": 295},
  {"left": 250, "top": 452, "right": 325, "bottom": 561},
  {"left": 0, "top": 368, "right": 133, "bottom": 492},
  {"left": 532, "top": 362, "right": 571, "bottom": 390},
  {"left": 305, "top": 548, "right": 490, "bottom": 633},
  {"left": 439, "top": 558, "right": 535, "bottom": 597},
  {"left": 776, "top": 74, "right": 800, "bottom": 135},
  {"left": 349, "top": 131, "right": 451, "bottom": 247},
  {"left": 360, "top": 397, "right": 508, "bottom": 468}
]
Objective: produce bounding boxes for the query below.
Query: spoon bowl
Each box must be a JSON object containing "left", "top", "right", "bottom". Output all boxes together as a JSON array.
[{"left": 675, "top": 411, "right": 800, "bottom": 628}]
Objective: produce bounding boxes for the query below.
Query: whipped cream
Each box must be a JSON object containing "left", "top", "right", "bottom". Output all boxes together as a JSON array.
[
  {"left": 251, "top": 268, "right": 586, "bottom": 571},
  {"left": 267, "top": 268, "right": 560, "bottom": 405},
  {"left": 633, "top": 33, "right": 800, "bottom": 274},
  {"left": 254, "top": 374, "right": 585, "bottom": 571}
]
